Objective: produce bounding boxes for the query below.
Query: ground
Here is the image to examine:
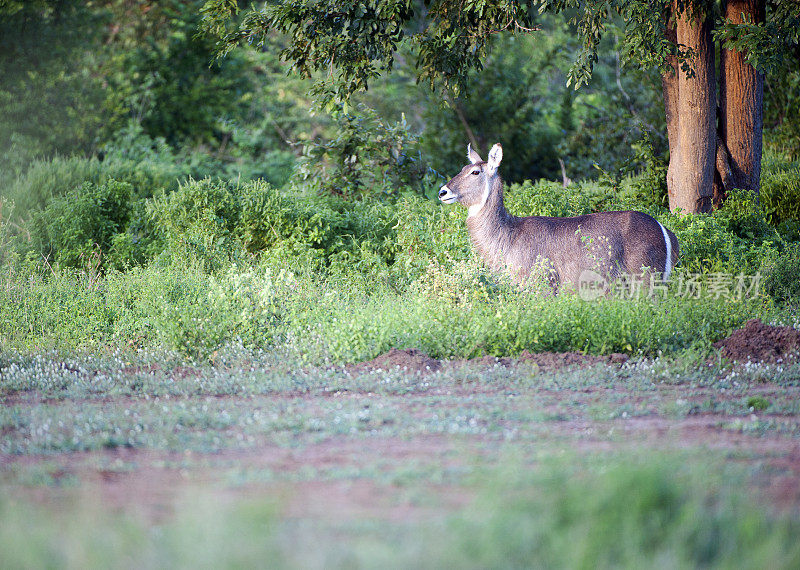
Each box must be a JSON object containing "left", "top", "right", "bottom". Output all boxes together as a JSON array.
[{"left": 2, "top": 320, "right": 800, "bottom": 565}]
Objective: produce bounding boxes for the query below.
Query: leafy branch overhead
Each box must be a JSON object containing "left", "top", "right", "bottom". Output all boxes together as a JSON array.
[
  {"left": 714, "top": 2, "right": 800, "bottom": 75},
  {"left": 202, "top": 0, "right": 799, "bottom": 99},
  {"left": 201, "top": 0, "right": 538, "bottom": 101}
]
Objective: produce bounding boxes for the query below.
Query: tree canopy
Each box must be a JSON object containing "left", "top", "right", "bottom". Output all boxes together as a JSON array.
[{"left": 201, "top": 0, "right": 798, "bottom": 102}]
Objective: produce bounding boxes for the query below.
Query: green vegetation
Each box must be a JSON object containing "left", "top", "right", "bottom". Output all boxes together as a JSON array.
[
  {"left": 3, "top": 152, "right": 798, "bottom": 360},
  {"left": 1, "top": 172, "right": 790, "bottom": 360}
]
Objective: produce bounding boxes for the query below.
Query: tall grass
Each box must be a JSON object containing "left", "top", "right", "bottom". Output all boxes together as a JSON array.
[{"left": 0, "top": 255, "right": 771, "bottom": 360}]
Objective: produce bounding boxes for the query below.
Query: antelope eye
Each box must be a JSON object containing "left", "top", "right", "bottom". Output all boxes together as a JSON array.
[{"left": 471, "top": 169, "right": 480, "bottom": 175}]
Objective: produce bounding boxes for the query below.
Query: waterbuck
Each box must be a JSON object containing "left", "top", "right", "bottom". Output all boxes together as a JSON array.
[{"left": 438, "top": 143, "right": 679, "bottom": 293}]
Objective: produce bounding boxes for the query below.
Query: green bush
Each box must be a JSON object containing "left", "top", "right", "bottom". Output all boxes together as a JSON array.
[
  {"left": 761, "top": 152, "right": 800, "bottom": 226},
  {"left": 762, "top": 242, "right": 800, "bottom": 308},
  {"left": 504, "top": 179, "right": 603, "bottom": 217},
  {"left": 4, "top": 154, "right": 186, "bottom": 221},
  {"left": 4, "top": 156, "right": 106, "bottom": 218},
  {"left": 667, "top": 189, "right": 781, "bottom": 275},
  {"left": 149, "top": 177, "right": 399, "bottom": 274},
  {"left": 148, "top": 177, "right": 243, "bottom": 271},
  {"left": 118, "top": 263, "right": 298, "bottom": 358},
  {"left": 392, "top": 195, "right": 472, "bottom": 284},
  {"left": 28, "top": 179, "right": 156, "bottom": 270},
  {"left": 716, "top": 188, "right": 781, "bottom": 243},
  {"left": 295, "top": 104, "right": 434, "bottom": 199},
  {"left": 0, "top": 260, "right": 114, "bottom": 351}
]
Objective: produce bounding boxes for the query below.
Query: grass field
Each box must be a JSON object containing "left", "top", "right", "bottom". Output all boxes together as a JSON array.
[{"left": 2, "top": 347, "right": 800, "bottom": 568}]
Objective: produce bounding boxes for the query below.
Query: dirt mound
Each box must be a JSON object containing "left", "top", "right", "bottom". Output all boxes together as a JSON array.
[
  {"left": 473, "top": 351, "right": 628, "bottom": 371},
  {"left": 351, "top": 348, "right": 442, "bottom": 375},
  {"left": 713, "top": 319, "right": 800, "bottom": 363}
]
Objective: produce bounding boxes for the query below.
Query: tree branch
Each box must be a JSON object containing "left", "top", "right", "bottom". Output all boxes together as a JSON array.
[{"left": 445, "top": 93, "right": 480, "bottom": 152}]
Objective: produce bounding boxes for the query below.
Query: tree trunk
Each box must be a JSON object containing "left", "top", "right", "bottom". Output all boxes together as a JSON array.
[
  {"left": 662, "top": 6, "right": 680, "bottom": 209},
  {"left": 713, "top": 135, "right": 735, "bottom": 208},
  {"left": 719, "top": 0, "right": 765, "bottom": 196},
  {"left": 663, "top": 0, "right": 717, "bottom": 214}
]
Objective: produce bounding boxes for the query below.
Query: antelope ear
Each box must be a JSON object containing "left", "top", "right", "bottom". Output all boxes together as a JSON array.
[
  {"left": 486, "top": 143, "right": 503, "bottom": 174},
  {"left": 467, "top": 144, "right": 483, "bottom": 165}
]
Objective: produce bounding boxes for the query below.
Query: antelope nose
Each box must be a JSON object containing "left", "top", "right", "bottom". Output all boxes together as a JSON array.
[{"left": 438, "top": 186, "right": 448, "bottom": 198}]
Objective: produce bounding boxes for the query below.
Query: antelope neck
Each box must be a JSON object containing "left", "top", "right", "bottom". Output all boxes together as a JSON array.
[
  {"left": 466, "top": 176, "right": 507, "bottom": 219},
  {"left": 466, "top": 178, "right": 511, "bottom": 225},
  {"left": 465, "top": 180, "right": 518, "bottom": 269}
]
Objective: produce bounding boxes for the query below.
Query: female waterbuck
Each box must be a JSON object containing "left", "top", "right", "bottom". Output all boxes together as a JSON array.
[{"left": 438, "top": 143, "right": 679, "bottom": 293}]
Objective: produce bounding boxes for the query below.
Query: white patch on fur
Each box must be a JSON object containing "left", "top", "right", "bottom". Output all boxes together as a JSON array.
[
  {"left": 439, "top": 185, "right": 458, "bottom": 204},
  {"left": 657, "top": 221, "right": 673, "bottom": 280},
  {"left": 468, "top": 177, "right": 491, "bottom": 218},
  {"left": 467, "top": 144, "right": 482, "bottom": 164}
]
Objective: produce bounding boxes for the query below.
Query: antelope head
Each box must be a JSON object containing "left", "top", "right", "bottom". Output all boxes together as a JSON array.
[{"left": 438, "top": 143, "right": 503, "bottom": 217}]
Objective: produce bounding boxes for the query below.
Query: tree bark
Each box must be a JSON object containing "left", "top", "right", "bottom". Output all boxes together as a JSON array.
[
  {"left": 662, "top": 7, "right": 680, "bottom": 210},
  {"left": 719, "top": 0, "right": 765, "bottom": 196},
  {"left": 713, "top": 135, "right": 735, "bottom": 207},
  {"left": 663, "top": 0, "right": 717, "bottom": 214}
]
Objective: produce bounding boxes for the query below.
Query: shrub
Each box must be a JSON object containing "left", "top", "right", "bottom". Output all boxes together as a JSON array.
[
  {"left": 504, "top": 179, "right": 603, "bottom": 217},
  {"left": 393, "top": 195, "right": 472, "bottom": 284},
  {"left": 148, "top": 177, "right": 243, "bottom": 271},
  {"left": 4, "top": 156, "right": 106, "bottom": 218},
  {"left": 0, "top": 259, "right": 114, "bottom": 351},
  {"left": 762, "top": 242, "right": 800, "bottom": 308},
  {"left": 665, "top": 189, "right": 781, "bottom": 275},
  {"left": 4, "top": 154, "right": 187, "bottom": 222},
  {"left": 28, "top": 179, "right": 156, "bottom": 270},
  {"left": 714, "top": 188, "right": 780, "bottom": 243},
  {"left": 133, "top": 263, "right": 299, "bottom": 358},
  {"left": 294, "top": 104, "right": 434, "bottom": 199},
  {"left": 148, "top": 178, "right": 399, "bottom": 274},
  {"left": 761, "top": 152, "right": 800, "bottom": 226}
]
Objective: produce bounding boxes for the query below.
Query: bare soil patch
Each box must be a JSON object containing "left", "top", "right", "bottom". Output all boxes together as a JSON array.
[
  {"left": 467, "top": 350, "right": 629, "bottom": 370},
  {"left": 713, "top": 319, "right": 800, "bottom": 363},
  {"left": 350, "top": 348, "right": 628, "bottom": 376}
]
